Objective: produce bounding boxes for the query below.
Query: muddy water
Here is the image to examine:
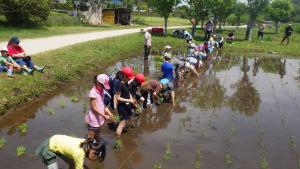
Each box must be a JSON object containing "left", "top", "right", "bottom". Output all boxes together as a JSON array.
[{"left": 1, "top": 55, "right": 300, "bottom": 169}]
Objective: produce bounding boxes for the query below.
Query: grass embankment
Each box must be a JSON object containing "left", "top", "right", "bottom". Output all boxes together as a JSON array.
[
  {"left": 191, "top": 23, "right": 300, "bottom": 57},
  {"left": 0, "top": 12, "right": 189, "bottom": 42},
  {"left": 0, "top": 33, "right": 186, "bottom": 115}
]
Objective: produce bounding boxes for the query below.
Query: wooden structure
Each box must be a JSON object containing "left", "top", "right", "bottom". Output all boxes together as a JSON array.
[{"left": 102, "top": 8, "right": 132, "bottom": 25}]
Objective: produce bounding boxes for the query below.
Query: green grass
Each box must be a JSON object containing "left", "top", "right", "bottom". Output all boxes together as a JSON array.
[
  {"left": 0, "top": 12, "right": 189, "bottom": 42},
  {"left": 16, "top": 145, "right": 26, "bottom": 157},
  {"left": 0, "top": 137, "right": 7, "bottom": 149},
  {"left": 18, "top": 123, "right": 28, "bottom": 134},
  {"left": 190, "top": 22, "right": 300, "bottom": 57},
  {"left": 0, "top": 33, "right": 188, "bottom": 115}
]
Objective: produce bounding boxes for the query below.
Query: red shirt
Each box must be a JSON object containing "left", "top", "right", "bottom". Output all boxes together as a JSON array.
[{"left": 7, "top": 44, "right": 24, "bottom": 56}]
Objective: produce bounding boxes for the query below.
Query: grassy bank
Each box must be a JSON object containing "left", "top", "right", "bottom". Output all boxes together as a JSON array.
[
  {"left": 190, "top": 23, "right": 300, "bottom": 56},
  {"left": 0, "top": 33, "right": 186, "bottom": 115},
  {"left": 0, "top": 12, "right": 189, "bottom": 42}
]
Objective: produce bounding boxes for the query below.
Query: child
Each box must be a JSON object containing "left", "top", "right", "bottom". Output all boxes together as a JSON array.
[
  {"left": 36, "top": 135, "right": 106, "bottom": 169},
  {"left": 85, "top": 74, "right": 113, "bottom": 141},
  {"left": 0, "top": 47, "right": 20, "bottom": 77},
  {"left": 115, "top": 67, "right": 135, "bottom": 136},
  {"left": 226, "top": 31, "right": 235, "bottom": 44}
]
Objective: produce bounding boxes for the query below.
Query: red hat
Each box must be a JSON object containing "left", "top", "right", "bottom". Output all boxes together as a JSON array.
[
  {"left": 121, "top": 67, "right": 135, "bottom": 79},
  {"left": 135, "top": 73, "right": 145, "bottom": 84}
]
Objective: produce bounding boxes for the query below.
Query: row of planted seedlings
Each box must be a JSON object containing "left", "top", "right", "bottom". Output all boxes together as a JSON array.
[
  {"left": 0, "top": 94, "right": 86, "bottom": 157},
  {"left": 252, "top": 75, "right": 271, "bottom": 169},
  {"left": 261, "top": 62, "right": 300, "bottom": 168}
]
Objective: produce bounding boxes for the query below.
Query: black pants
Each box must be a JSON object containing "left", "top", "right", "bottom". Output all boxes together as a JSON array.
[
  {"left": 204, "top": 31, "right": 212, "bottom": 41},
  {"left": 144, "top": 45, "right": 151, "bottom": 60},
  {"left": 257, "top": 31, "right": 264, "bottom": 40},
  {"left": 281, "top": 35, "right": 291, "bottom": 44}
]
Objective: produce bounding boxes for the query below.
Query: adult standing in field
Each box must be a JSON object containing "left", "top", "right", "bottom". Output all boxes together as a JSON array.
[
  {"left": 144, "top": 28, "right": 152, "bottom": 60},
  {"left": 257, "top": 21, "right": 265, "bottom": 41},
  {"left": 7, "top": 36, "right": 44, "bottom": 74},
  {"left": 204, "top": 20, "right": 214, "bottom": 41},
  {"left": 281, "top": 24, "right": 294, "bottom": 45}
]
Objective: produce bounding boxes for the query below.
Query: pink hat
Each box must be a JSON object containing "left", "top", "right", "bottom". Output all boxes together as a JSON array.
[{"left": 97, "top": 74, "right": 110, "bottom": 90}]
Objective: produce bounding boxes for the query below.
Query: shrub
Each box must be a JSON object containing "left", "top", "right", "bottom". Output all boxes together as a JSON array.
[{"left": 0, "top": 0, "right": 50, "bottom": 26}]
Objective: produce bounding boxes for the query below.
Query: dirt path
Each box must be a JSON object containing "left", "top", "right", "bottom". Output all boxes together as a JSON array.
[{"left": 0, "top": 26, "right": 189, "bottom": 55}]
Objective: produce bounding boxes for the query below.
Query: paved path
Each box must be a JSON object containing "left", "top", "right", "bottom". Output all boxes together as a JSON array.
[
  {"left": 0, "top": 25, "right": 246, "bottom": 55},
  {"left": 0, "top": 26, "right": 189, "bottom": 55}
]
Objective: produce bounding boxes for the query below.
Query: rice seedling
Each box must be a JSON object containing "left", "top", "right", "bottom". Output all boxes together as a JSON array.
[
  {"left": 260, "top": 158, "right": 269, "bottom": 169},
  {"left": 0, "top": 137, "right": 7, "bottom": 149},
  {"left": 297, "top": 159, "right": 300, "bottom": 169},
  {"left": 289, "top": 136, "right": 296, "bottom": 150},
  {"left": 83, "top": 103, "right": 87, "bottom": 113},
  {"left": 112, "top": 115, "right": 121, "bottom": 123},
  {"left": 153, "top": 163, "right": 162, "bottom": 169},
  {"left": 47, "top": 108, "right": 55, "bottom": 115},
  {"left": 225, "top": 152, "right": 233, "bottom": 166},
  {"left": 70, "top": 95, "right": 80, "bottom": 102},
  {"left": 59, "top": 100, "right": 66, "bottom": 108},
  {"left": 112, "top": 139, "right": 123, "bottom": 150},
  {"left": 163, "top": 143, "right": 171, "bottom": 161},
  {"left": 193, "top": 144, "right": 201, "bottom": 169},
  {"left": 16, "top": 145, "right": 26, "bottom": 157},
  {"left": 18, "top": 123, "right": 28, "bottom": 134}
]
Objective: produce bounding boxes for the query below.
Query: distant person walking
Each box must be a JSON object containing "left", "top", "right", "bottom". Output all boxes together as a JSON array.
[
  {"left": 204, "top": 20, "right": 214, "bottom": 41},
  {"left": 257, "top": 21, "right": 265, "bottom": 41},
  {"left": 281, "top": 24, "right": 293, "bottom": 45},
  {"left": 144, "top": 27, "right": 152, "bottom": 60}
]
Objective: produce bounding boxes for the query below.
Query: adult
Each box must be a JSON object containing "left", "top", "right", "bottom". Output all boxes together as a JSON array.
[
  {"left": 85, "top": 74, "right": 113, "bottom": 141},
  {"left": 115, "top": 67, "right": 135, "bottom": 136},
  {"left": 204, "top": 20, "right": 214, "bottom": 41},
  {"left": 161, "top": 53, "right": 174, "bottom": 81},
  {"left": 109, "top": 71, "right": 124, "bottom": 109},
  {"left": 183, "top": 30, "right": 193, "bottom": 43},
  {"left": 281, "top": 24, "right": 293, "bottom": 45},
  {"left": 257, "top": 21, "right": 265, "bottom": 41},
  {"left": 7, "top": 36, "right": 44, "bottom": 74},
  {"left": 35, "top": 135, "right": 106, "bottom": 169},
  {"left": 144, "top": 27, "right": 152, "bottom": 60}
]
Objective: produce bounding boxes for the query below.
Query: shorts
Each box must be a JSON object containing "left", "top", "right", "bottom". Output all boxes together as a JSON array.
[
  {"left": 87, "top": 124, "right": 101, "bottom": 131},
  {"left": 0, "top": 65, "right": 8, "bottom": 72},
  {"left": 117, "top": 104, "right": 132, "bottom": 121},
  {"left": 35, "top": 137, "right": 57, "bottom": 166}
]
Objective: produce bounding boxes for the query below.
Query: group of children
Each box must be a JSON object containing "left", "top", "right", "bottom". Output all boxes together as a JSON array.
[
  {"left": 0, "top": 37, "right": 44, "bottom": 77},
  {"left": 34, "top": 31, "right": 224, "bottom": 169}
]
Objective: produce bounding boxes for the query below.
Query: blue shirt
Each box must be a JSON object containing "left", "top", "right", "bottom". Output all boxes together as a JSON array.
[{"left": 161, "top": 61, "right": 174, "bottom": 80}]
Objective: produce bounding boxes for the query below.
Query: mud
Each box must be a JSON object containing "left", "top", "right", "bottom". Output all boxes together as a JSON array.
[{"left": 0, "top": 54, "right": 300, "bottom": 169}]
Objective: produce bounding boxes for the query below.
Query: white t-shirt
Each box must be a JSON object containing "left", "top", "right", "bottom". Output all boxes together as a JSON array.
[{"left": 144, "top": 32, "right": 152, "bottom": 46}]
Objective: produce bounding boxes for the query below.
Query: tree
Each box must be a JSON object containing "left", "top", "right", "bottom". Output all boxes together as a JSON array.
[
  {"left": 150, "top": 0, "right": 180, "bottom": 35},
  {"left": 0, "top": 0, "right": 50, "bottom": 26},
  {"left": 245, "top": 0, "right": 269, "bottom": 41},
  {"left": 266, "top": 0, "right": 294, "bottom": 33},
  {"left": 233, "top": 2, "right": 248, "bottom": 27},
  {"left": 86, "top": 0, "right": 104, "bottom": 25},
  {"left": 185, "top": 0, "right": 209, "bottom": 36}
]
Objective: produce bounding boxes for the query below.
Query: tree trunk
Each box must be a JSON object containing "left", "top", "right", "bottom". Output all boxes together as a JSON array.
[
  {"left": 245, "top": 19, "right": 256, "bottom": 41},
  {"left": 164, "top": 17, "right": 168, "bottom": 36},
  {"left": 213, "top": 18, "right": 218, "bottom": 33},
  {"left": 219, "top": 20, "right": 222, "bottom": 30},
  {"left": 201, "top": 19, "right": 204, "bottom": 29},
  {"left": 86, "top": 1, "right": 103, "bottom": 25},
  {"left": 191, "top": 23, "right": 197, "bottom": 37},
  {"left": 223, "top": 19, "right": 226, "bottom": 26},
  {"left": 275, "top": 21, "right": 279, "bottom": 34}
]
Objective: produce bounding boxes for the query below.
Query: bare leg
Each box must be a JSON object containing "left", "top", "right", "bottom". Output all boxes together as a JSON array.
[
  {"left": 116, "top": 120, "right": 126, "bottom": 136},
  {"left": 171, "top": 91, "right": 175, "bottom": 106}
]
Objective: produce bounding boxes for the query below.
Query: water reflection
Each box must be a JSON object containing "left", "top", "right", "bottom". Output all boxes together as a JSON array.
[
  {"left": 260, "top": 57, "right": 286, "bottom": 78},
  {"left": 228, "top": 57, "right": 260, "bottom": 116},
  {"left": 212, "top": 55, "right": 240, "bottom": 72}
]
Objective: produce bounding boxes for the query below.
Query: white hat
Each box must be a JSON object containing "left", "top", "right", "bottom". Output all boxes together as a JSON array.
[
  {"left": 165, "top": 45, "right": 172, "bottom": 50},
  {"left": 96, "top": 74, "right": 110, "bottom": 90},
  {"left": 147, "top": 27, "right": 152, "bottom": 31},
  {"left": 0, "top": 47, "right": 8, "bottom": 52},
  {"left": 164, "top": 53, "right": 172, "bottom": 60}
]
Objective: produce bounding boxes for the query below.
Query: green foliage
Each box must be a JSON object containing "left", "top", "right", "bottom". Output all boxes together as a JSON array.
[
  {"left": 113, "top": 115, "right": 121, "bottom": 123},
  {"left": 267, "top": 0, "right": 294, "bottom": 22},
  {"left": 260, "top": 158, "right": 269, "bottom": 169},
  {"left": 47, "top": 108, "right": 55, "bottom": 115},
  {"left": 193, "top": 144, "right": 201, "bottom": 169},
  {"left": 186, "top": 0, "right": 209, "bottom": 25},
  {"left": 163, "top": 143, "right": 171, "bottom": 160},
  {"left": 153, "top": 163, "right": 162, "bottom": 169},
  {"left": 112, "top": 139, "right": 123, "bottom": 150},
  {"left": 70, "top": 96, "right": 80, "bottom": 102},
  {"left": 0, "top": 137, "right": 7, "bottom": 149},
  {"left": 133, "top": 16, "right": 146, "bottom": 25},
  {"left": 16, "top": 145, "right": 26, "bottom": 157},
  {"left": 0, "top": 0, "right": 50, "bottom": 26},
  {"left": 59, "top": 100, "right": 66, "bottom": 108},
  {"left": 49, "top": 0, "right": 73, "bottom": 11},
  {"left": 46, "top": 12, "right": 80, "bottom": 26},
  {"left": 18, "top": 123, "right": 28, "bottom": 134},
  {"left": 225, "top": 152, "right": 233, "bottom": 166}
]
